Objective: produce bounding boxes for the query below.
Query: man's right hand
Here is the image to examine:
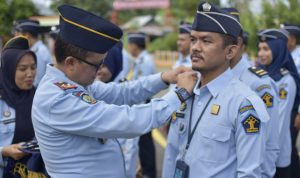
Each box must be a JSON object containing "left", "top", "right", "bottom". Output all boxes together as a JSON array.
[
  {"left": 2, "top": 144, "right": 28, "bottom": 160},
  {"left": 177, "top": 71, "right": 198, "bottom": 94}
]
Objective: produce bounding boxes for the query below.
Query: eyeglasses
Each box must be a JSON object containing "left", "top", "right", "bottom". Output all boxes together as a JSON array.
[{"left": 72, "top": 56, "right": 105, "bottom": 71}]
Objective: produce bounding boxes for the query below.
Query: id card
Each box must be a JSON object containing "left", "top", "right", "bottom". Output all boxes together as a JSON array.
[{"left": 174, "top": 160, "right": 189, "bottom": 178}]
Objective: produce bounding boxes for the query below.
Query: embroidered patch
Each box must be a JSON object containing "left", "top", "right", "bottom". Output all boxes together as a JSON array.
[
  {"left": 255, "top": 84, "right": 271, "bottom": 92},
  {"left": 242, "top": 114, "right": 261, "bottom": 134},
  {"left": 239, "top": 105, "right": 254, "bottom": 114},
  {"left": 279, "top": 88, "right": 287, "bottom": 100},
  {"left": 211, "top": 104, "right": 220, "bottom": 115},
  {"left": 72, "top": 91, "right": 97, "bottom": 104},
  {"left": 54, "top": 82, "right": 77, "bottom": 90},
  {"left": 261, "top": 92, "right": 273, "bottom": 108}
]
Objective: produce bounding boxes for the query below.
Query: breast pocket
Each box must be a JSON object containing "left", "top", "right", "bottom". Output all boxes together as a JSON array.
[{"left": 194, "top": 124, "right": 232, "bottom": 163}]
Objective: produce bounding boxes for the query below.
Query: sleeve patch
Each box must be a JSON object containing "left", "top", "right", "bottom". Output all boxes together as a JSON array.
[
  {"left": 72, "top": 91, "right": 97, "bottom": 104},
  {"left": 279, "top": 88, "right": 287, "bottom": 100},
  {"left": 261, "top": 92, "right": 273, "bottom": 108},
  {"left": 239, "top": 105, "right": 254, "bottom": 114},
  {"left": 54, "top": 82, "right": 77, "bottom": 90},
  {"left": 241, "top": 114, "right": 261, "bottom": 134}
]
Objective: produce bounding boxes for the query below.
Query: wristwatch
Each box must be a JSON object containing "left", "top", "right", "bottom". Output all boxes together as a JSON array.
[{"left": 175, "top": 88, "right": 191, "bottom": 102}]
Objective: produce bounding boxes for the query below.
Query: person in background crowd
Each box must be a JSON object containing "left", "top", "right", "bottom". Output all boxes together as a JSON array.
[
  {"left": 13, "top": 19, "right": 52, "bottom": 86},
  {"left": 225, "top": 7, "right": 280, "bottom": 177},
  {"left": 280, "top": 23, "right": 300, "bottom": 178},
  {"left": 0, "top": 36, "right": 37, "bottom": 178},
  {"left": 258, "top": 28, "right": 300, "bottom": 178},
  {"left": 127, "top": 32, "right": 157, "bottom": 178}
]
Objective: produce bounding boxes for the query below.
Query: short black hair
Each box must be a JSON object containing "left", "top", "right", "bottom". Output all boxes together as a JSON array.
[
  {"left": 55, "top": 35, "right": 90, "bottom": 64},
  {"left": 129, "top": 41, "right": 146, "bottom": 50},
  {"left": 220, "top": 33, "right": 238, "bottom": 48}
]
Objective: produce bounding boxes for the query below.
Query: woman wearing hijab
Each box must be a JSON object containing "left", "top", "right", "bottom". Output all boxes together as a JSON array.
[
  {"left": 0, "top": 36, "right": 37, "bottom": 178},
  {"left": 96, "top": 42, "right": 123, "bottom": 83},
  {"left": 258, "top": 29, "right": 300, "bottom": 178}
]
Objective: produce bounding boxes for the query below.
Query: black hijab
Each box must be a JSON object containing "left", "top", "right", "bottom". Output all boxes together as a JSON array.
[{"left": 0, "top": 36, "right": 37, "bottom": 143}]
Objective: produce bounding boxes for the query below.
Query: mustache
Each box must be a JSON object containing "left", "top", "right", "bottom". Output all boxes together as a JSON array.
[{"left": 191, "top": 52, "right": 203, "bottom": 59}]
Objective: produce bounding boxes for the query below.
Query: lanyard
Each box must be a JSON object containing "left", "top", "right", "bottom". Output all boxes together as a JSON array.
[{"left": 182, "top": 95, "right": 213, "bottom": 160}]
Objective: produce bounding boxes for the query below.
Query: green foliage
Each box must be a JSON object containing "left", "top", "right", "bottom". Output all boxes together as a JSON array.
[
  {"left": 50, "top": 0, "right": 112, "bottom": 18},
  {"left": 0, "top": 0, "right": 38, "bottom": 37},
  {"left": 147, "top": 32, "right": 177, "bottom": 53}
]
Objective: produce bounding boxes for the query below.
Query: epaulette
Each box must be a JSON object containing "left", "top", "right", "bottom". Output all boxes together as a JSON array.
[
  {"left": 248, "top": 66, "right": 268, "bottom": 78},
  {"left": 280, "top": 68, "right": 289, "bottom": 76}
]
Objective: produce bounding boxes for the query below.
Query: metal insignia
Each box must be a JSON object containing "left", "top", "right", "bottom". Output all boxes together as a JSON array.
[
  {"left": 3, "top": 110, "right": 11, "bottom": 117},
  {"left": 202, "top": 2, "right": 211, "bottom": 12}
]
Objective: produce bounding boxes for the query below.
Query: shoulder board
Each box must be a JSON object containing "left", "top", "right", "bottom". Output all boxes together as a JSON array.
[
  {"left": 248, "top": 67, "right": 268, "bottom": 78},
  {"left": 280, "top": 68, "right": 289, "bottom": 76},
  {"left": 54, "top": 82, "right": 78, "bottom": 91}
]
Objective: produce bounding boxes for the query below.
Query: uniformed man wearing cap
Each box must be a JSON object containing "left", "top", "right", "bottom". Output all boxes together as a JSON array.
[
  {"left": 280, "top": 23, "right": 300, "bottom": 178},
  {"left": 31, "top": 4, "right": 197, "bottom": 178},
  {"left": 127, "top": 32, "right": 157, "bottom": 178},
  {"left": 13, "top": 19, "right": 52, "bottom": 86},
  {"left": 173, "top": 21, "right": 193, "bottom": 69},
  {"left": 163, "top": 2, "right": 269, "bottom": 178},
  {"left": 225, "top": 7, "right": 280, "bottom": 178}
]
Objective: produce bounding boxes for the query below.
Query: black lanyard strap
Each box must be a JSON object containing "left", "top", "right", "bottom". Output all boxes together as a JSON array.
[{"left": 183, "top": 95, "right": 213, "bottom": 159}]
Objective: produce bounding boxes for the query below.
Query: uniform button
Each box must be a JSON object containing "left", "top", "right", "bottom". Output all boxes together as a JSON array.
[{"left": 197, "top": 101, "right": 202, "bottom": 105}]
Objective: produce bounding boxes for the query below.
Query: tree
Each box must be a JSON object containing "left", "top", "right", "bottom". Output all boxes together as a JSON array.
[{"left": 0, "top": 0, "right": 38, "bottom": 37}]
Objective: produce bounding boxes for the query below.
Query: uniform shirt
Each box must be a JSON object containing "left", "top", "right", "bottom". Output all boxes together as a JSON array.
[
  {"left": 172, "top": 53, "right": 192, "bottom": 69},
  {"left": 232, "top": 58, "right": 280, "bottom": 178},
  {"left": 133, "top": 50, "right": 156, "bottom": 80},
  {"left": 32, "top": 65, "right": 181, "bottom": 178},
  {"left": 241, "top": 52, "right": 254, "bottom": 66},
  {"left": 163, "top": 69, "right": 269, "bottom": 178},
  {"left": 31, "top": 40, "right": 52, "bottom": 86},
  {"left": 114, "top": 49, "right": 132, "bottom": 82},
  {"left": 275, "top": 70, "right": 297, "bottom": 167},
  {"left": 291, "top": 46, "right": 300, "bottom": 75},
  {"left": 0, "top": 99, "right": 16, "bottom": 178}
]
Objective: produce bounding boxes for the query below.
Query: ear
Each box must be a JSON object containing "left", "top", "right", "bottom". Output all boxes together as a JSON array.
[
  {"left": 225, "top": 44, "right": 239, "bottom": 61},
  {"left": 64, "top": 56, "right": 77, "bottom": 71}
]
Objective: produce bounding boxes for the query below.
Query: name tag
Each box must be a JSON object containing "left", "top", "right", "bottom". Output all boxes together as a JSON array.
[{"left": 174, "top": 160, "right": 189, "bottom": 178}]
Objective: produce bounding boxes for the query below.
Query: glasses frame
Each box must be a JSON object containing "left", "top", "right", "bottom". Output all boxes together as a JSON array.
[{"left": 72, "top": 56, "right": 105, "bottom": 71}]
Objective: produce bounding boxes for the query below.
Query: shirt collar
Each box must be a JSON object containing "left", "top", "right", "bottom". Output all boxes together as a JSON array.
[
  {"left": 193, "top": 68, "right": 234, "bottom": 98},
  {"left": 137, "top": 50, "right": 147, "bottom": 61},
  {"left": 231, "top": 57, "right": 250, "bottom": 80},
  {"left": 46, "top": 64, "right": 85, "bottom": 89},
  {"left": 30, "top": 40, "right": 42, "bottom": 52}
]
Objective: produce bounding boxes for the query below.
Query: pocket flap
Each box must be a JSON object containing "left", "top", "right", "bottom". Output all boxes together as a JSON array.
[{"left": 200, "top": 125, "right": 231, "bottom": 142}]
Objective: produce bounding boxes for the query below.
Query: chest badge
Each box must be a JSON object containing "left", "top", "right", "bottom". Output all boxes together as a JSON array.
[
  {"left": 211, "top": 104, "right": 220, "bottom": 115},
  {"left": 3, "top": 110, "right": 11, "bottom": 117},
  {"left": 279, "top": 88, "right": 287, "bottom": 100}
]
